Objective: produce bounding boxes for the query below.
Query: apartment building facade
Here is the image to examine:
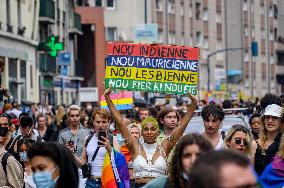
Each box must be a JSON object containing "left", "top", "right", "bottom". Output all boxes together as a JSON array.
[
  {"left": 38, "top": 0, "right": 83, "bottom": 105},
  {"left": 83, "top": 0, "right": 283, "bottom": 99},
  {"left": 0, "top": 0, "right": 40, "bottom": 103}
]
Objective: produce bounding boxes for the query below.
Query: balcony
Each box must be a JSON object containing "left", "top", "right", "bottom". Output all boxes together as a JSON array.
[
  {"left": 6, "top": 24, "right": 13, "bottom": 33},
  {"left": 270, "top": 18, "right": 274, "bottom": 31},
  {"left": 18, "top": 27, "right": 26, "bottom": 36},
  {"left": 69, "top": 13, "right": 82, "bottom": 35},
  {"left": 39, "top": 0, "right": 55, "bottom": 24},
  {"left": 203, "top": 21, "right": 208, "bottom": 38},
  {"left": 203, "top": 0, "right": 208, "bottom": 9},
  {"left": 169, "top": 14, "right": 175, "bottom": 32},
  {"left": 57, "top": 8, "right": 60, "bottom": 22},
  {"left": 217, "top": 23, "right": 222, "bottom": 40},
  {"left": 243, "top": 12, "right": 248, "bottom": 26},
  {"left": 75, "top": 59, "right": 84, "bottom": 77},
  {"left": 216, "top": 0, "right": 222, "bottom": 13},
  {"left": 156, "top": 12, "right": 163, "bottom": 30},
  {"left": 39, "top": 53, "right": 56, "bottom": 74}
]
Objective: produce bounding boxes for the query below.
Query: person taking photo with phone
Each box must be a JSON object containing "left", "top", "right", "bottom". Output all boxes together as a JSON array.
[
  {"left": 75, "top": 108, "right": 130, "bottom": 188},
  {"left": 58, "top": 105, "right": 90, "bottom": 158}
]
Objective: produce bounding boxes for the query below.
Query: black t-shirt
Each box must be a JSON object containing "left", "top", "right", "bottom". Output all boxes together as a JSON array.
[
  {"left": 254, "top": 133, "right": 282, "bottom": 176},
  {"left": 41, "top": 123, "right": 58, "bottom": 142}
]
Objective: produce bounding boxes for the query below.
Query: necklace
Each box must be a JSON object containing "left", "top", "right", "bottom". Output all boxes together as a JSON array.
[{"left": 142, "top": 142, "right": 158, "bottom": 165}]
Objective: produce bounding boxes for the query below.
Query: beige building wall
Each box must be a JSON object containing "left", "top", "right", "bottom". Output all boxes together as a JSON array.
[{"left": 0, "top": 0, "right": 40, "bottom": 103}]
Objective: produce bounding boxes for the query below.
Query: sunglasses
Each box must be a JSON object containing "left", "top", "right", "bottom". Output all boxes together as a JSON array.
[{"left": 234, "top": 138, "right": 248, "bottom": 147}]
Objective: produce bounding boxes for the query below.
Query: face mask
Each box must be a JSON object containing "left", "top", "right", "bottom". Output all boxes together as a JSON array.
[
  {"left": 19, "top": 152, "right": 28, "bottom": 161},
  {"left": 33, "top": 167, "right": 58, "bottom": 188},
  {"left": 0, "top": 127, "right": 8, "bottom": 137}
]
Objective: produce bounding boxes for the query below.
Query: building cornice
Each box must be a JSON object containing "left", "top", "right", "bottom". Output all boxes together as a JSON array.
[{"left": 0, "top": 31, "right": 39, "bottom": 47}]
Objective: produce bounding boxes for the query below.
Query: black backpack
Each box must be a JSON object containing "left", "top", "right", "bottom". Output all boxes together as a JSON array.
[{"left": 1, "top": 152, "right": 11, "bottom": 176}]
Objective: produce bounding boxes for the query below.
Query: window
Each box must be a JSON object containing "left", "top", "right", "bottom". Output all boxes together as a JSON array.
[
  {"left": 250, "top": 1, "right": 254, "bottom": 12},
  {"left": 106, "top": 27, "right": 117, "bottom": 41},
  {"left": 96, "top": 0, "right": 102, "bottom": 6},
  {"left": 274, "top": 28, "right": 278, "bottom": 41},
  {"left": 168, "top": 0, "right": 175, "bottom": 14},
  {"left": 106, "top": 0, "right": 115, "bottom": 8},
  {"left": 169, "top": 32, "right": 176, "bottom": 44},
  {"left": 203, "top": 37, "right": 208, "bottom": 49},
  {"left": 269, "top": 7, "right": 274, "bottom": 17},
  {"left": 30, "top": 65, "right": 33, "bottom": 88},
  {"left": 244, "top": 26, "right": 248, "bottom": 36},
  {"left": 180, "top": 36, "right": 185, "bottom": 45},
  {"left": 244, "top": 52, "right": 249, "bottom": 62},
  {"left": 269, "top": 31, "right": 274, "bottom": 41},
  {"left": 158, "top": 31, "right": 163, "bottom": 43},
  {"left": 216, "top": 41, "right": 223, "bottom": 60},
  {"left": 243, "top": 0, "right": 248, "bottom": 11},
  {"left": 180, "top": 1, "right": 184, "bottom": 16},
  {"left": 20, "top": 61, "right": 26, "bottom": 79},
  {"left": 270, "top": 55, "right": 274, "bottom": 64},
  {"left": 216, "top": 12, "right": 222, "bottom": 23},
  {"left": 156, "top": 0, "right": 162, "bottom": 11},
  {"left": 8, "top": 59, "right": 17, "bottom": 78},
  {"left": 196, "top": 2, "right": 201, "bottom": 20},
  {"left": 203, "top": 8, "right": 208, "bottom": 20},
  {"left": 6, "top": 0, "right": 11, "bottom": 26},
  {"left": 196, "top": 31, "right": 202, "bottom": 47},
  {"left": 189, "top": 6, "right": 192, "bottom": 17},
  {"left": 188, "top": 35, "right": 193, "bottom": 46},
  {"left": 261, "top": 29, "right": 265, "bottom": 39},
  {"left": 17, "top": 0, "right": 21, "bottom": 28}
]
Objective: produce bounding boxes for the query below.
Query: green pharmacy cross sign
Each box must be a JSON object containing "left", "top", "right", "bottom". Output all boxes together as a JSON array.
[{"left": 45, "top": 36, "right": 63, "bottom": 57}]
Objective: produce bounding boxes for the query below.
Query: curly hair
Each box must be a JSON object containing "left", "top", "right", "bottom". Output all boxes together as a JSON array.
[
  {"left": 260, "top": 93, "right": 281, "bottom": 111},
  {"left": 249, "top": 113, "right": 261, "bottom": 125},
  {"left": 201, "top": 104, "right": 225, "bottom": 121},
  {"left": 168, "top": 133, "right": 213, "bottom": 188}
]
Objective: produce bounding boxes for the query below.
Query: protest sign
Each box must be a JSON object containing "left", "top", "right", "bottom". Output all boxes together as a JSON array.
[
  {"left": 105, "top": 42, "right": 199, "bottom": 95},
  {"left": 100, "top": 91, "right": 133, "bottom": 110}
]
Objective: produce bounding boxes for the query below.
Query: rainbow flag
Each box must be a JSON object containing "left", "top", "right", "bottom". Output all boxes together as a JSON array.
[
  {"left": 100, "top": 91, "right": 133, "bottom": 110},
  {"left": 102, "top": 153, "right": 117, "bottom": 188}
]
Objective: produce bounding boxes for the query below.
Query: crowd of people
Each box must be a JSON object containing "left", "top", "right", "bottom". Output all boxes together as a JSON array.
[{"left": 0, "top": 91, "right": 283, "bottom": 188}]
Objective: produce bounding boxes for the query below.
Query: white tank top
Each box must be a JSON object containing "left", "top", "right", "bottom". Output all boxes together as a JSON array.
[
  {"left": 133, "top": 143, "right": 167, "bottom": 178},
  {"left": 86, "top": 135, "right": 106, "bottom": 176},
  {"left": 215, "top": 136, "right": 224, "bottom": 150}
]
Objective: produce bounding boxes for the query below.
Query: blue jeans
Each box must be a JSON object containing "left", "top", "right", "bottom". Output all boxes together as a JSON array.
[{"left": 85, "top": 178, "right": 102, "bottom": 188}]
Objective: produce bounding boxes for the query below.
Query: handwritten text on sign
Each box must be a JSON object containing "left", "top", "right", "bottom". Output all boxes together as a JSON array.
[{"left": 105, "top": 43, "right": 199, "bottom": 95}]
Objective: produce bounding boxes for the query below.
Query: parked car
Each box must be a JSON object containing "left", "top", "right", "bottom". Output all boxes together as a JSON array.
[{"left": 184, "top": 109, "right": 250, "bottom": 135}]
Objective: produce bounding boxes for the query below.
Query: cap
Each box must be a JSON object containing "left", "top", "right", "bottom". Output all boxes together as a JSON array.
[{"left": 263, "top": 104, "right": 283, "bottom": 118}]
